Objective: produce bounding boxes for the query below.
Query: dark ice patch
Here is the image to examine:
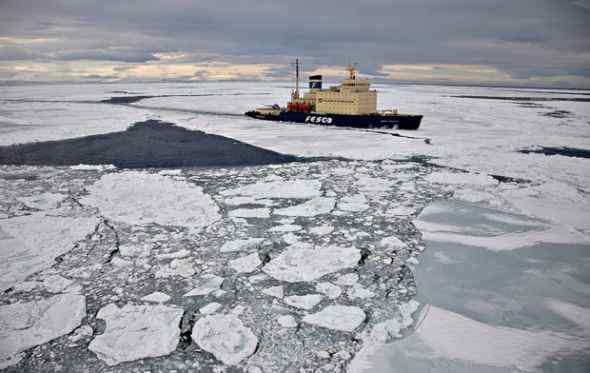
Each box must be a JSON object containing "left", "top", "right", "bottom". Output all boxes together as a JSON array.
[
  {"left": 0, "top": 120, "right": 300, "bottom": 168},
  {"left": 542, "top": 110, "right": 573, "bottom": 119},
  {"left": 518, "top": 146, "right": 590, "bottom": 159}
]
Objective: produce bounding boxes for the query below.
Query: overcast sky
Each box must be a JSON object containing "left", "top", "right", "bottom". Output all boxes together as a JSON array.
[{"left": 1, "top": 0, "right": 589, "bottom": 87}]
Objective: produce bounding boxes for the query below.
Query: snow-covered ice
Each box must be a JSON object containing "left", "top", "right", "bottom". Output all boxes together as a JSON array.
[
  {"left": 141, "top": 291, "right": 171, "bottom": 303},
  {"left": 89, "top": 303, "right": 183, "bottom": 366},
  {"left": 277, "top": 314, "right": 297, "bottom": 328},
  {"left": 262, "top": 285, "right": 284, "bottom": 299},
  {"left": 199, "top": 302, "right": 222, "bottom": 314},
  {"left": 338, "top": 194, "right": 369, "bottom": 212},
  {"left": 229, "top": 208, "right": 270, "bottom": 219},
  {"left": 0, "top": 294, "right": 86, "bottom": 368},
  {"left": 81, "top": 171, "right": 220, "bottom": 231},
  {"left": 303, "top": 305, "right": 366, "bottom": 332},
  {"left": 192, "top": 314, "right": 258, "bottom": 365},
  {"left": 184, "top": 274, "right": 224, "bottom": 296},
  {"left": 220, "top": 238, "right": 265, "bottom": 253},
  {"left": 275, "top": 197, "right": 336, "bottom": 217},
  {"left": 315, "top": 282, "right": 342, "bottom": 299},
  {"left": 263, "top": 243, "right": 361, "bottom": 282},
  {"left": 284, "top": 294, "right": 324, "bottom": 310},
  {"left": 16, "top": 193, "right": 65, "bottom": 210},
  {"left": 229, "top": 252, "right": 262, "bottom": 273},
  {"left": 0, "top": 213, "right": 97, "bottom": 291}
]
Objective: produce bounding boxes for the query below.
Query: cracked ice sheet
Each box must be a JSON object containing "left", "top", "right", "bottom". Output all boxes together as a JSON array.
[
  {"left": 361, "top": 305, "right": 589, "bottom": 373},
  {"left": 0, "top": 293, "right": 86, "bottom": 368},
  {"left": 221, "top": 179, "right": 322, "bottom": 199},
  {"left": 0, "top": 213, "right": 98, "bottom": 291},
  {"left": 275, "top": 197, "right": 335, "bottom": 217},
  {"left": 81, "top": 171, "right": 220, "bottom": 231},
  {"left": 89, "top": 303, "right": 183, "bottom": 366},
  {"left": 263, "top": 243, "right": 361, "bottom": 282}
]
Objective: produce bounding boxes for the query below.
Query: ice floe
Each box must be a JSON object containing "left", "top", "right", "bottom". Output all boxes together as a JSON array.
[
  {"left": 275, "top": 197, "right": 335, "bottom": 217},
  {"left": 284, "top": 294, "right": 324, "bottom": 310},
  {"left": 69, "top": 164, "right": 116, "bottom": 171},
  {"left": 335, "top": 273, "right": 359, "bottom": 286},
  {"left": 220, "top": 238, "right": 265, "bottom": 253},
  {"left": 229, "top": 208, "right": 270, "bottom": 219},
  {"left": 263, "top": 243, "right": 361, "bottom": 282},
  {"left": 155, "top": 258, "right": 196, "bottom": 278},
  {"left": 277, "top": 315, "right": 297, "bottom": 328},
  {"left": 0, "top": 294, "right": 86, "bottom": 368},
  {"left": 425, "top": 171, "right": 497, "bottom": 186},
  {"left": 89, "top": 303, "right": 183, "bottom": 366},
  {"left": 221, "top": 179, "right": 322, "bottom": 200},
  {"left": 192, "top": 314, "right": 258, "bottom": 365},
  {"left": 141, "top": 291, "right": 171, "bottom": 303},
  {"left": 302, "top": 305, "right": 366, "bottom": 332},
  {"left": 338, "top": 194, "right": 369, "bottom": 212},
  {"left": 200, "top": 302, "right": 222, "bottom": 314},
  {"left": 16, "top": 192, "right": 65, "bottom": 210},
  {"left": 229, "top": 252, "right": 262, "bottom": 273},
  {"left": 315, "top": 282, "right": 342, "bottom": 299},
  {"left": 0, "top": 213, "right": 97, "bottom": 291},
  {"left": 308, "top": 224, "right": 334, "bottom": 236},
  {"left": 262, "top": 285, "right": 284, "bottom": 298},
  {"left": 347, "top": 283, "right": 375, "bottom": 299},
  {"left": 184, "top": 274, "right": 224, "bottom": 296},
  {"left": 80, "top": 171, "right": 220, "bottom": 231},
  {"left": 269, "top": 224, "right": 302, "bottom": 233}
]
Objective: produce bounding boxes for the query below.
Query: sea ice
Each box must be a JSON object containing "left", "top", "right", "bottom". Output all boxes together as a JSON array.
[
  {"left": 277, "top": 315, "right": 297, "bottom": 328},
  {"left": 0, "top": 293, "right": 86, "bottom": 368},
  {"left": 89, "top": 303, "right": 183, "bottom": 366},
  {"left": 221, "top": 179, "right": 322, "bottom": 200},
  {"left": 200, "top": 302, "right": 222, "bottom": 314},
  {"left": 220, "top": 238, "right": 265, "bottom": 253},
  {"left": 119, "top": 243, "right": 151, "bottom": 257},
  {"left": 302, "top": 305, "right": 366, "bottom": 332},
  {"left": 338, "top": 194, "right": 369, "bottom": 212},
  {"left": 228, "top": 208, "right": 270, "bottom": 219},
  {"left": 141, "top": 291, "right": 171, "bottom": 303},
  {"left": 16, "top": 192, "right": 65, "bottom": 210},
  {"left": 263, "top": 243, "right": 361, "bottom": 282},
  {"left": 155, "top": 258, "right": 195, "bottom": 278},
  {"left": 335, "top": 273, "right": 359, "bottom": 286},
  {"left": 269, "top": 224, "right": 302, "bottom": 232},
  {"left": 184, "top": 274, "right": 224, "bottom": 296},
  {"left": 192, "top": 314, "right": 258, "bottom": 365},
  {"left": 308, "top": 224, "right": 334, "bottom": 236},
  {"left": 315, "top": 282, "right": 342, "bottom": 299},
  {"left": 347, "top": 283, "right": 375, "bottom": 299},
  {"left": 156, "top": 249, "right": 191, "bottom": 260},
  {"left": 275, "top": 197, "right": 335, "bottom": 217},
  {"left": 80, "top": 171, "right": 220, "bottom": 231},
  {"left": 0, "top": 213, "right": 97, "bottom": 291},
  {"left": 425, "top": 171, "right": 497, "bottom": 186},
  {"left": 262, "top": 285, "right": 284, "bottom": 298},
  {"left": 229, "top": 252, "right": 262, "bottom": 273},
  {"left": 284, "top": 294, "right": 324, "bottom": 310}
]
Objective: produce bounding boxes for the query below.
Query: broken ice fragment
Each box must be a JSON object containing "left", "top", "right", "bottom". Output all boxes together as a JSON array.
[
  {"left": 347, "top": 283, "right": 375, "bottom": 299},
  {"left": 277, "top": 315, "right": 297, "bottom": 328},
  {"left": 284, "top": 294, "right": 324, "bottom": 310},
  {"left": 275, "top": 197, "right": 335, "bottom": 217},
  {"left": 263, "top": 244, "right": 360, "bottom": 283},
  {"left": 262, "top": 285, "right": 284, "bottom": 298},
  {"left": 229, "top": 252, "right": 262, "bottom": 273},
  {"left": 302, "top": 305, "right": 366, "bottom": 332},
  {"left": 338, "top": 194, "right": 369, "bottom": 212},
  {"left": 220, "top": 238, "right": 265, "bottom": 253},
  {"left": 192, "top": 314, "right": 257, "bottom": 365},
  {"left": 88, "top": 303, "right": 183, "bottom": 366},
  {"left": 0, "top": 294, "right": 86, "bottom": 368},
  {"left": 17, "top": 192, "right": 65, "bottom": 210},
  {"left": 315, "top": 282, "right": 342, "bottom": 299},
  {"left": 155, "top": 258, "right": 195, "bottom": 278},
  {"left": 335, "top": 273, "right": 359, "bottom": 286},
  {"left": 141, "top": 291, "right": 171, "bottom": 303},
  {"left": 199, "top": 302, "right": 222, "bottom": 314},
  {"left": 184, "top": 275, "right": 224, "bottom": 297},
  {"left": 229, "top": 208, "right": 270, "bottom": 219},
  {"left": 221, "top": 179, "right": 322, "bottom": 199}
]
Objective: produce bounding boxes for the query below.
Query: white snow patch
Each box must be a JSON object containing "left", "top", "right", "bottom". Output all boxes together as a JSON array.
[
  {"left": 275, "top": 197, "right": 335, "bottom": 217},
  {"left": 141, "top": 291, "right": 171, "bottom": 303},
  {"left": 0, "top": 213, "right": 97, "bottom": 291},
  {"left": 222, "top": 179, "right": 322, "bottom": 200},
  {"left": 315, "top": 282, "right": 342, "bottom": 299},
  {"left": 80, "top": 171, "right": 220, "bottom": 231},
  {"left": 263, "top": 243, "right": 361, "bottom": 282},
  {"left": 89, "top": 303, "right": 183, "bottom": 366},
  {"left": 220, "top": 238, "right": 264, "bottom": 253},
  {"left": 284, "top": 294, "right": 324, "bottom": 310},
  {"left": 0, "top": 294, "right": 86, "bottom": 368},
  {"left": 192, "top": 314, "right": 257, "bottom": 365},
  {"left": 229, "top": 252, "right": 262, "bottom": 273},
  {"left": 184, "top": 275, "right": 224, "bottom": 297},
  {"left": 303, "top": 305, "right": 366, "bottom": 332},
  {"left": 229, "top": 208, "right": 270, "bottom": 219}
]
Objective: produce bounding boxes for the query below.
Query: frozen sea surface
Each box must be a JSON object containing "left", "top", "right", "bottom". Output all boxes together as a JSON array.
[{"left": 0, "top": 81, "right": 589, "bottom": 372}]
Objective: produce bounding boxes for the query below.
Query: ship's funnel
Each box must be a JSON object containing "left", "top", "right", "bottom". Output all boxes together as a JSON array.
[{"left": 309, "top": 75, "right": 322, "bottom": 90}]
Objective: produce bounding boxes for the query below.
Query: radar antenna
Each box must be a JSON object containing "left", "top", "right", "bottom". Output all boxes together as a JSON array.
[{"left": 346, "top": 63, "right": 358, "bottom": 80}]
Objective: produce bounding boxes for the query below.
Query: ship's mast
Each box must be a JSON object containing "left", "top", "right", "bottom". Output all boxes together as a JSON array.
[{"left": 295, "top": 58, "right": 300, "bottom": 100}]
